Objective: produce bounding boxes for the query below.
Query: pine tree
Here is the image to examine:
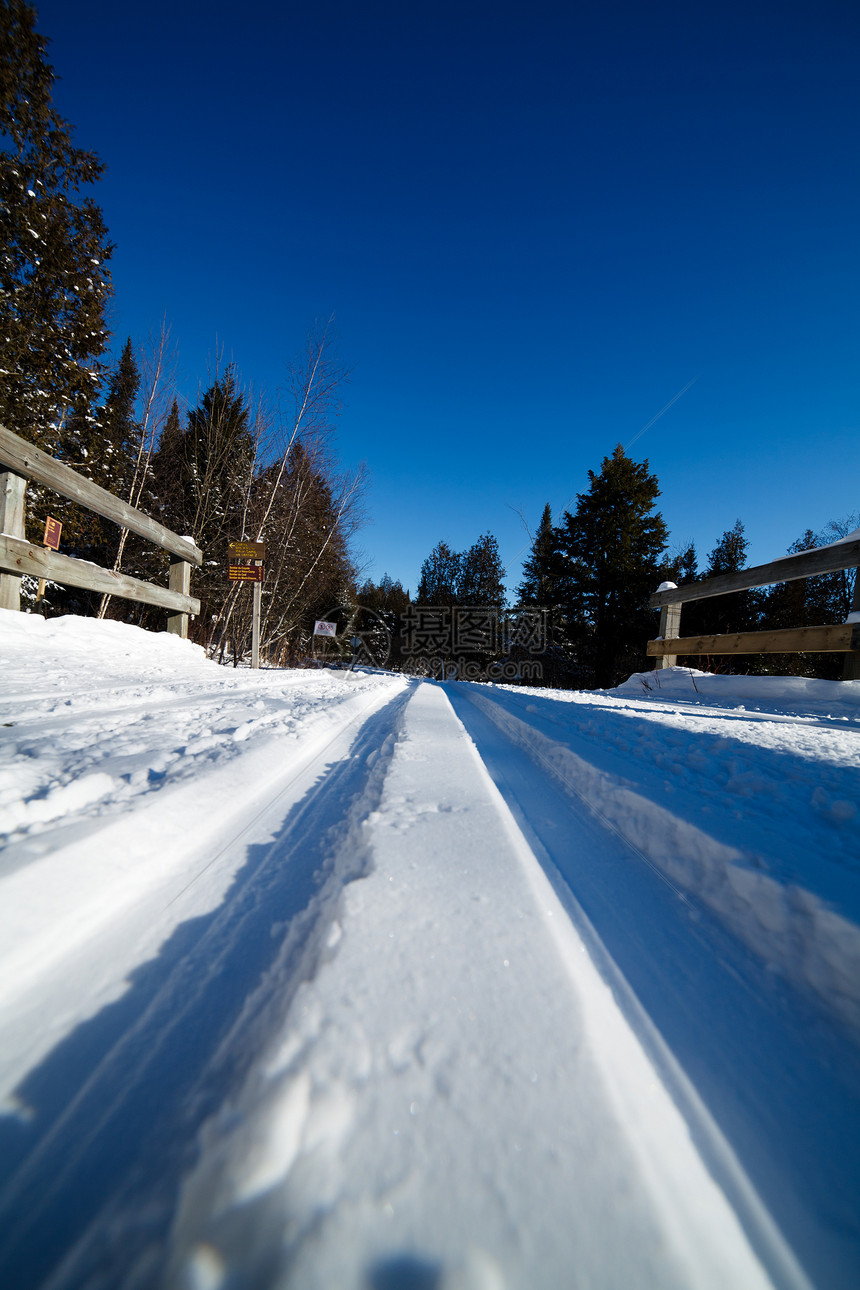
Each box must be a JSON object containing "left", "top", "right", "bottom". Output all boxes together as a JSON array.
[
  {"left": 517, "top": 503, "right": 566, "bottom": 606},
  {"left": 759, "top": 528, "right": 849, "bottom": 679},
  {"left": 560, "top": 445, "right": 668, "bottom": 688},
  {"left": 416, "top": 540, "right": 461, "bottom": 606},
  {"left": 23, "top": 345, "right": 140, "bottom": 615},
  {"left": 357, "top": 574, "right": 410, "bottom": 615},
  {"left": 661, "top": 541, "right": 698, "bottom": 586},
  {"left": 513, "top": 504, "right": 577, "bottom": 685},
  {"left": 706, "top": 519, "right": 747, "bottom": 578},
  {"left": 459, "top": 532, "right": 505, "bottom": 606},
  {"left": 0, "top": 0, "right": 112, "bottom": 443},
  {"left": 699, "top": 519, "right": 758, "bottom": 643},
  {"left": 100, "top": 339, "right": 141, "bottom": 486},
  {"left": 161, "top": 367, "right": 254, "bottom": 545},
  {"left": 150, "top": 369, "right": 255, "bottom": 642}
]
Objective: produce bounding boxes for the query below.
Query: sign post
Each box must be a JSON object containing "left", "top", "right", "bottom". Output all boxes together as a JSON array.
[
  {"left": 228, "top": 541, "right": 266, "bottom": 668},
  {"left": 313, "top": 618, "right": 338, "bottom": 665},
  {"left": 37, "top": 515, "right": 62, "bottom": 603},
  {"left": 252, "top": 576, "right": 261, "bottom": 669}
]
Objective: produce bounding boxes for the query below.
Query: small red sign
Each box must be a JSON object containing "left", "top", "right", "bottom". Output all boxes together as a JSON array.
[
  {"left": 43, "top": 516, "right": 62, "bottom": 550},
  {"left": 228, "top": 564, "right": 263, "bottom": 582}
]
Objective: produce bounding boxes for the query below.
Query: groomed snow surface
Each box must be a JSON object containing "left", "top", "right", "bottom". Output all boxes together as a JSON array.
[{"left": 1, "top": 611, "right": 859, "bottom": 1290}]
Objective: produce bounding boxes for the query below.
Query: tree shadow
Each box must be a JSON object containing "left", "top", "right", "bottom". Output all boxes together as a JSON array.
[{"left": 366, "top": 1253, "right": 443, "bottom": 1290}]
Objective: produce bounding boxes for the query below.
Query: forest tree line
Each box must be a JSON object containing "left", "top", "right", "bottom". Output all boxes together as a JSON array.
[{"left": 359, "top": 445, "right": 856, "bottom": 687}]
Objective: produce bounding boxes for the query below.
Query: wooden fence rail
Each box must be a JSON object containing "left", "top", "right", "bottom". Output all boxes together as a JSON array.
[
  {"left": 647, "top": 534, "right": 860, "bottom": 679},
  {"left": 0, "top": 425, "right": 202, "bottom": 636}
]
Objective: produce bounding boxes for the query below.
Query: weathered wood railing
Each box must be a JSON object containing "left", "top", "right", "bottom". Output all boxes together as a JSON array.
[
  {"left": 0, "top": 424, "right": 202, "bottom": 637},
  {"left": 648, "top": 536, "right": 860, "bottom": 680}
]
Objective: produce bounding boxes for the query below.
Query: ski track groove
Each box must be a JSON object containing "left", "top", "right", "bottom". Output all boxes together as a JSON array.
[
  {"left": 0, "top": 685, "right": 413, "bottom": 1290},
  {"left": 444, "top": 681, "right": 860, "bottom": 1290}
]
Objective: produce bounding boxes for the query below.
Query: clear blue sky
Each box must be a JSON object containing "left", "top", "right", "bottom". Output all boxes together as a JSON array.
[{"left": 36, "top": 0, "right": 860, "bottom": 596}]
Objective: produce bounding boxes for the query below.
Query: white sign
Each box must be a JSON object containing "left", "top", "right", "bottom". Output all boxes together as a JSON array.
[{"left": 313, "top": 620, "right": 338, "bottom": 638}]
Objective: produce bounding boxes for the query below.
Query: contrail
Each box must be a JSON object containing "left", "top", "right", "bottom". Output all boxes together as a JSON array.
[
  {"left": 624, "top": 374, "right": 699, "bottom": 452},
  {"left": 502, "top": 374, "right": 700, "bottom": 578}
]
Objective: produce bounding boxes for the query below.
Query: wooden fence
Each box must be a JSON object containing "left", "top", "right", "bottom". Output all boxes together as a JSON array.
[
  {"left": 648, "top": 537, "right": 860, "bottom": 680},
  {"left": 0, "top": 425, "right": 202, "bottom": 637}
]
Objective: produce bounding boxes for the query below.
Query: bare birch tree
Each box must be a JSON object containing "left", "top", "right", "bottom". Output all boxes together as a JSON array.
[
  {"left": 97, "top": 319, "right": 177, "bottom": 618},
  {"left": 207, "top": 319, "right": 363, "bottom": 663}
]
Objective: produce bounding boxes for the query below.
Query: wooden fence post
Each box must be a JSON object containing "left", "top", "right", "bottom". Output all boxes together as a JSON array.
[
  {"left": 657, "top": 590, "right": 682, "bottom": 669},
  {"left": 0, "top": 471, "right": 26, "bottom": 611},
  {"left": 844, "top": 568, "right": 860, "bottom": 681},
  {"left": 167, "top": 556, "right": 191, "bottom": 638}
]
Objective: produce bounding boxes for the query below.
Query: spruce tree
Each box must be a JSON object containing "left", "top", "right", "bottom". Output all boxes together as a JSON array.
[
  {"left": 760, "top": 528, "right": 848, "bottom": 679},
  {"left": 0, "top": 0, "right": 112, "bottom": 443},
  {"left": 170, "top": 367, "right": 254, "bottom": 546},
  {"left": 23, "top": 344, "right": 141, "bottom": 615},
  {"left": 459, "top": 532, "right": 505, "bottom": 606},
  {"left": 416, "top": 540, "right": 461, "bottom": 606},
  {"left": 517, "top": 504, "right": 567, "bottom": 606},
  {"left": 560, "top": 445, "right": 668, "bottom": 688},
  {"left": 149, "top": 370, "right": 255, "bottom": 643},
  {"left": 100, "top": 339, "right": 141, "bottom": 489},
  {"left": 514, "top": 504, "right": 576, "bottom": 685},
  {"left": 700, "top": 519, "right": 758, "bottom": 642},
  {"left": 356, "top": 574, "right": 410, "bottom": 615}
]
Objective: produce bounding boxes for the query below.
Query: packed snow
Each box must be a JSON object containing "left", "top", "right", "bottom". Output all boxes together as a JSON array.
[{"left": 1, "top": 610, "right": 859, "bottom": 1290}]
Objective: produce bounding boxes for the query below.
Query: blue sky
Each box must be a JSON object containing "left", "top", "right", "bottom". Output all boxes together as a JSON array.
[{"left": 36, "top": 0, "right": 860, "bottom": 596}]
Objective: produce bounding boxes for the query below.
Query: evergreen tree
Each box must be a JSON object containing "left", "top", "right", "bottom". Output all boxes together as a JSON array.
[
  {"left": 355, "top": 574, "right": 411, "bottom": 669},
  {"left": 759, "top": 528, "right": 849, "bottom": 679},
  {"left": 152, "top": 397, "right": 182, "bottom": 504},
  {"left": 416, "top": 540, "right": 461, "bottom": 606},
  {"left": 517, "top": 503, "right": 567, "bottom": 606},
  {"left": 158, "top": 367, "right": 254, "bottom": 546},
  {"left": 151, "top": 369, "right": 255, "bottom": 641},
  {"left": 356, "top": 573, "right": 410, "bottom": 615},
  {"left": 560, "top": 445, "right": 668, "bottom": 687},
  {"left": 661, "top": 541, "right": 698, "bottom": 586},
  {"left": 459, "top": 532, "right": 505, "bottom": 606},
  {"left": 100, "top": 339, "right": 141, "bottom": 487},
  {"left": 699, "top": 519, "right": 759, "bottom": 643},
  {"left": 514, "top": 503, "right": 576, "bottom": 686},
  {"left": 23, "top": 343, "right": 142, "bottom": 616},
  {"left": 706, "top": 519, "right": 747, "bottom": 578},
  {"left": 0, "top": 0, "right": 112, "bottom": 443}
]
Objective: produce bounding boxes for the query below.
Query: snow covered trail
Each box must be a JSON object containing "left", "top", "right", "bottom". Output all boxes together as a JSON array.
[
  {"left": 0, "top": 694, "right": 415, "bottom": 1287},
  {"left": 154, "top": 682, "right": 786, "bottom": 1290},
  {"left": 1, "top": 614, "right": 858, "bottom": 1289},
  {"left": 445, "top": 680, "right": 860, "bottom": 1290},
  {"left": 0, "top": 616, "right": 413, "bottom": 1287}
]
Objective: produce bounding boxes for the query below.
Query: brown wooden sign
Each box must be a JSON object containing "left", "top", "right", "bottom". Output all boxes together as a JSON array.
[
  {"left": 229, "top": 541, "right": 265, "bottom": 560},
  {"left": 43, "top": 515, "right": 62, "bottom": 550},
  {"left": 228, "top": 563, "right": 263, "bottom": 582}
]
